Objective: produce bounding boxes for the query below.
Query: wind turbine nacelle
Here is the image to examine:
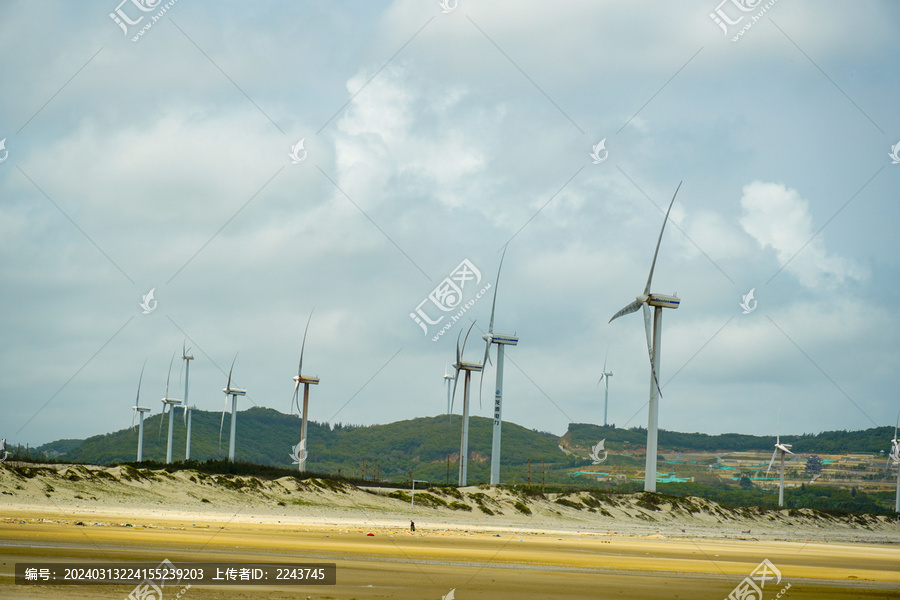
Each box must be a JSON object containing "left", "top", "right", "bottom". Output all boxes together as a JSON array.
[
  {"left": 648, "top": 294, "right": 680, "bottom": 309},
  {"left": 133, "top": 406, "right": 151, "bottom": 412},
  {"left": 491, "top": 334, "right": 519, "bottom": 346},
  {"left": 294, "top": 376, "right": 320, "bottom": 385},
  {"left": 454, "top": 361, "right": 484, "bottom": 372},
  {"left": 161, "top": 398, "right": 182, "bottom": 406},
  {"left": 223, "top": 388, "right": 247, "bottom": 396}
]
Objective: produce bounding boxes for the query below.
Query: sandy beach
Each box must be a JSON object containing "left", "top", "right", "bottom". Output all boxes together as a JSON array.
[{"left": 1, "top": 464, "right": 898, "bottom": 599}]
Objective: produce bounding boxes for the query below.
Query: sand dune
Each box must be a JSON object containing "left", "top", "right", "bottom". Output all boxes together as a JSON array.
[{"left": 1, "top": 464, "right": 898, "bottom": 599}]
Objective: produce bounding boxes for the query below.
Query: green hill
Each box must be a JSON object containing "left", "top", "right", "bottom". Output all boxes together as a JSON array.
[
  {"left": 34, "top": 408, "right": 567, "bottom": 483},
  {"left": 563, "top": 423, "right": 894, "bottom": 454},
  {"left": 30, "top": 411, "right": 895, "bottom": 486}
]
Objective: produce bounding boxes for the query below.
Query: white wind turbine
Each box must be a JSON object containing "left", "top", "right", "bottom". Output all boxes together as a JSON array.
[
  {"left": 181, "top": 343, "right": 196, "bottom": 460},
  {"left": 291, "top": 310, "right": 319, "bottom": 473},
  {"left": 597, "top": 348, "right": 613, "bottom": 427},
  {"left": 220, "top": 354, "right": 246, "bottom": 462},
  {"left": 480, "top": 246, "right": 518, "bottom": 486},
  {"left": 887, "top": 408, "right": 900, "bottom": 513},
  {"left": 131, "top": 361, "right": 151, "bottom": 462},
  {"left": 765, "top": 410, "right": 794, "bottom": 507},
  {"left": 443, "top": 364, "right": 455, "bottom": 415},
  {"left": 159, "top": 354, "right": 182, "bottom": 464},
  {"left": 451, "top": 322, "right": 483, "bottom": 486},
  {"left": 609, "top": 181, "right": 682, "bottom": 492}
]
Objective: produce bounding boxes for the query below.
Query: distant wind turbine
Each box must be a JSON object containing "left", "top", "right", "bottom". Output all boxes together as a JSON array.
[
  {"left": 291, "top": 310, "right": 320, "bottom": 472},
  {"left": 480, "top": 246, "right": 518, "bottom": 486},
  {"left": 609, "top": 181, "right": 682, "bottom": 492},
  {"left": 443, "top": 364, "right": 455, "bottom": 415},
  {"left": 182, "top": 343, "right": 195, "bottom": 460},
  {"left": 131, "top": 361, "right": 151, "bottom": 462},
  {"left": 887, "top": 408, "right": 900, "bottom": 513},
  {"left": 597, "top": 348, "right": 613, "bottom": 427},
  {"left": 451, "top": 322, "right": 483, "bottom": 486},
  {"left": 765, "top": 409, "right": 793, "bottom": 507},
  {"left": 220, "top": 354, "right": 246, "bottom": 462}
]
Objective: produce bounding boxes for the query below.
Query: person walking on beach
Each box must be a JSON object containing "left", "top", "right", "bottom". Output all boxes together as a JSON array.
[{"left": 410, "top": 520, "right": 415, "bottom": 532}]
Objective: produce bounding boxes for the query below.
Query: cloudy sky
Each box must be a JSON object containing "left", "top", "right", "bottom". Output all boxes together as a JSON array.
[{"left": 2, "top": 1, "right": 898, "bottom": 448}]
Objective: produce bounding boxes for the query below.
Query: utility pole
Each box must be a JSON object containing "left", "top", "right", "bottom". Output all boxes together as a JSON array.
[{"left": 362, "top": 459, "right": 367, "bottom": 481}]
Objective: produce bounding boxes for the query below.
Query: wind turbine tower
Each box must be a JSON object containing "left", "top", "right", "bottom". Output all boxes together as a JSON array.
[
  {"left": 160, "top": 354, "right": 182, "bottom": 464},
  {"left": 182, "top": 404, "right": 198, "bottom": 460},
  {"left": 220, "top": 355, "right": 246, "bottom": 462},
  {"left": 182, "top": 343, "right": 194, "bottom": 459},
  {"left": 609, "top": 182, "right": 682, "bottom": 492},
  {"left": 480, "top": 247, "right": 518, "bottom": 486},
  {"left": 451, "top": 323, "right": 483, "bottom": 486},
  {"left": 131, "top": 362, "right": 151, "bottom": 462},
  {"left": 443, "top": 365, "right": 455, "bottom": 415},
  {"left": 291, "top": 311, "right": 320, "bottom": 473},
  {"left": 766, "top": 411, "right": 794, "bottom": 507}
]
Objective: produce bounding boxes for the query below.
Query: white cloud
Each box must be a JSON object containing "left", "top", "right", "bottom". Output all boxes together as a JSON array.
[{"left": 739, "top": 181, "right": 867, "bottom": 289}]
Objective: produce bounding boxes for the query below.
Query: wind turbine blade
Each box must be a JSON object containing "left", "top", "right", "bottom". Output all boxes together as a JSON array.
[
  {"left": 766, "top": 450, "right": 778, "bottom": 477},
  {"left": 487, "top": 245, "right": 507, "bottom": 336},
  {"left": 776, "top": 406, "right": 781, "bottom": 445},
  {"left": 478, "top": 357, "right": 487, "bottom": 411},
  {"left": 450, "top": 368, "right": 460, "bottom": 415},
  {"left": 643, "top": 304, "right": 662, "bottom": 397},
  {"left": 644, "top": 181, "right": 681, "bottom": 296},
  {"left": 894, "top": 407, "right": 900, "bottom": 440},
  {"left": 136, "top": 360, "right": 146, "bottom": 405},
  {"left": 131, "top": 409, "right": 136, "bottom": 430},
  {"left": 450, "top": 331, "right": 463, "bottom": 415},
  {"left": 299, "top": 308, "right": 314, "bottom": 378},
  {"left": 291, "top": 386, "right": 300, "bottom": 415},
  {"left": 603, "top": 347, "right": 609, "bottom": 373},
  {"left": 227, "top": 353, "right": 237, "bottom": 393},
  {"left": 165, "top": 352, "right": 175, "bottom": 400},
  {"left": 461, "top": 321, "right": 476, "bottom": 357},
  {"left": 219, "top": 393, "right": 230, "bottom": 450},
  {"left": 182, "top": 403, "right": 187, "bottom": 425},
  {"left": 480, "top": 336, "right": 492, "bottom": 376},
  {"left": 609, "top": 299, "right": 643, "bottom": 323}
]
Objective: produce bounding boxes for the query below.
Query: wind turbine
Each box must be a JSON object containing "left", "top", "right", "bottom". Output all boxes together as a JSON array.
[
  {"left": 887, "top": 408, "right": 900, "bottom": 513},
  {"left": 451, "top": 322, "right": 483, "bottom": 486},
  {"left": 182, "top": 343, "right": 195, "bottom": 460},
  {"left": 291, "top": 310, "right": 319, "bottom": 472},
  {"left": 443, "top": 364, "right": 455, "bottom": 415},
  {"left": 597, "top": 349, "right": 613, "bottom": 427},
  {"left": 159, "top": 354, "right": 182, "bottom": 464},
  {"left": 131, "top": 361, "right": 151, "bottom": 462},
  {"left": 765, "top": 410, "right": 794, "bottom": 507},
  {"left": 480, "top": 247, "right": 518, "bottom": 486},
  {"left": 609, "top": 181, "right": 682, "bottom": 492},
  {"left": 220, "top": 354, "right": 246, "bottom": 462}
]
